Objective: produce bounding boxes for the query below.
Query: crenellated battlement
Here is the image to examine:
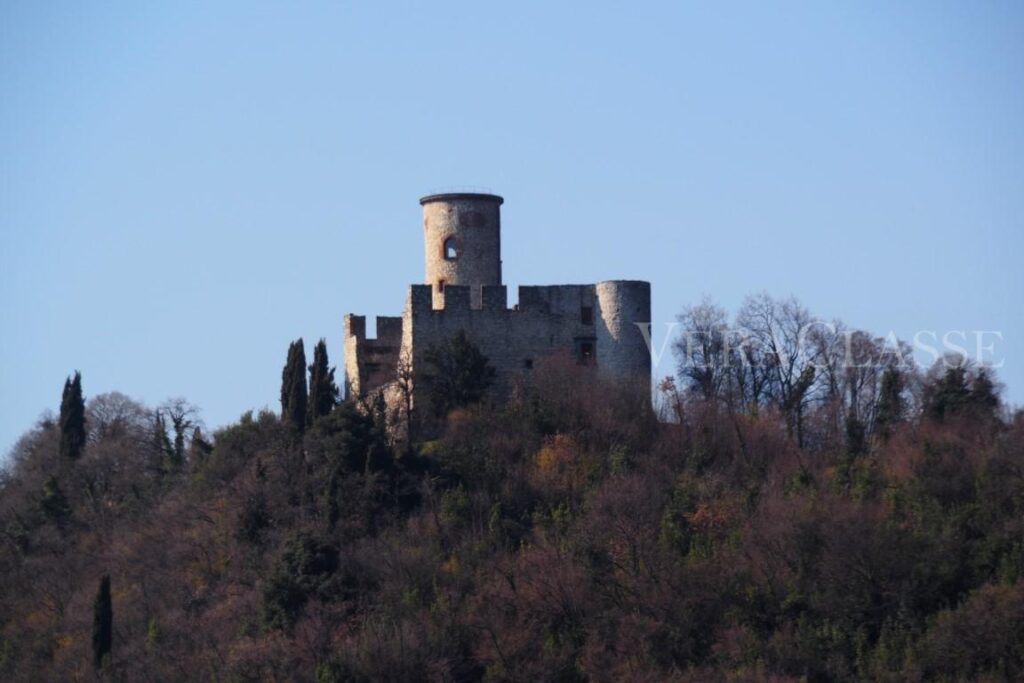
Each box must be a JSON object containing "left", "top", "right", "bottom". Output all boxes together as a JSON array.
[
  {"left": 343, "top": 314, "right": 404, "bottom": 399},
  {"left": 344, "top": 314, "right": 366, "bottom": 340},
  {"left": 375, "top": 316, "right": 403, "bottom": 341},
  {"left": 408, "top": 285, "right": 433, "bottom": 314},
  {"left": 343, "top": 192, "right": 652, "bottom": 423},
  {"left": 439, "top": 284, "right": 471, "bottom": 311},
  {"left": 344, "top": 315, "right": 402, "bottom": 343},
  {"left": 481, "top": 285, "right": 508, "bottom": 311},
  {"left": 408, "top": 284, "right": 511, "bottom": 314}
]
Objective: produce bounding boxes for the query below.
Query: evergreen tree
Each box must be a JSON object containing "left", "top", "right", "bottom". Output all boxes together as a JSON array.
[
  {"left": 281, "top": 339, "right": 308, "bottom": 433},
  {"left": 189, "top": 426, "right": 212, "bottom": 464},
  {"left": 925, "top": 366, "right": 971, "bottom": 422},
  {"left": 845, "top": 407, "right": 866, "bottom": 455},
  {"left": 423, "top": 330, "right": 496, "bottom": 417},
  {"left": 92, "top": 575, "right": 113, "bottom": 669},
  {"left": 307, "top": 338, "right": 339, "bottom": 428},
  {"left": 59, "top": 371, "right": 86, "bottom": 460},
  {"left": 261, "top": 532, "right": 339, "bottom": 631},
  {"left": 40, "top": 476, "right": 71, "bottom": 526},
  {"left": 161, "top": 399, "right": 197, "bottom": 467},
  {"left": 152, "top": 411, "right": 175, "bottom": 472},
  {"left": 923, "top": 365, "right": 1001, "bottom": 425},
  {"left": 969, "top": 369, "right": 1000, "bottom": 420},
  {"left": 874, "top": 367, "right": 904, "bottom": 437}
]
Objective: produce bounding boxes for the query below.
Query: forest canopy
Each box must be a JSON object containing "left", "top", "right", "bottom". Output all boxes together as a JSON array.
[{"left": 0, "top": 293, "right": 1021, "bottom": 682}]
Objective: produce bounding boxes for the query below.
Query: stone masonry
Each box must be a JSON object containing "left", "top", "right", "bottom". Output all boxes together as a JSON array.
[{"left": 343, "top": 192, "right": 652, "bottom": 420}]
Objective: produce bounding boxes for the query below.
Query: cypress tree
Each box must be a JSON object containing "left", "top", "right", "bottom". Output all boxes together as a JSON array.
[
  {"left": 92, "top": 575, "right": 113, "bottom": 669},
  {"left": 59, "top": 371, "right": 86, "bottom": 460},
  {"left": 281, "top": 339, "right": 308, "bottom": 433},
  {"left": 307, "top": 338, "right": 339, "bottom": 427}
]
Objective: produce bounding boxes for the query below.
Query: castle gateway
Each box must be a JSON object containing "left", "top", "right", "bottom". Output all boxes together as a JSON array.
[{"left": 343, "top": 192, "right": 652, "bottom": 419}]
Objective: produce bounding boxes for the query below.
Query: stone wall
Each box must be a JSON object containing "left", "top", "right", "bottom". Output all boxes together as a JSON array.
[
  {"left": 595, "top": 280, "right": 653, "bottom": 379},
  {"left": 343, "top": 192, "right": 652, "bottom": 422},
  {"left": 399, "top": 280, "right": 651, "bottom": 410},
  {"left": 343, "top": 314, "right": 402, "bottom": 399}
]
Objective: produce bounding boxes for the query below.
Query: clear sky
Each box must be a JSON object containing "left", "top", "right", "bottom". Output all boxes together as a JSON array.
[{"left": 2, "top": 1, "right": 1022, "bottom": 457}]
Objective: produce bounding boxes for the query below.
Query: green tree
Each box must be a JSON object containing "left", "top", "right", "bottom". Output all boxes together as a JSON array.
[
  {"left": 59, "top": 371, "right": 86, "bottom": 460},
  {"left": 423, "top": 330, "right": 496, "bottom": 417},
  {"left": 307, "top": 338, "right": 339, "bottom": 428},
  {"left": 40, "top": 476, "right": 71, "bottom": 525},
  {"left": 845, "top": 406, "right": 866, "bottom": 456},
  {"left": 160, "top": 398, "right": 199, "bottom": 467},
  {"left": 305, "top": 401, "right": 390, "bottom": 475},
  {"left": 969, "top": 369, "right": 1000, "bottom": 420},
  {"left": 281, "top": 339, "right": 308, "bottom": 433},
  {"left": 152, "top": 411, "right": 175, "bottom": 472},
  {"left": 188, "top": 426, "right": 212, "bottom": 464},
  {"left": 925, "top": 366, "right": 971, "bottom": 422},
  {"left": 262, "top": 532, "right": 340, "bottom": 630},
  {"left": 92, "top": 575, "right": 113, "bottom": 669},
  {"left": 874, "top": 368, "right": 904, "bottom": 437}
]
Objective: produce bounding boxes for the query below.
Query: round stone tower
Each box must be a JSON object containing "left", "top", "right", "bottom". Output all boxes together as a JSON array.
[
  {"left": 420, "top": 192, "right": 504, "bottom": 309},
  {"left": 595, "top": 280, "right": 652, "bottom": 386}
]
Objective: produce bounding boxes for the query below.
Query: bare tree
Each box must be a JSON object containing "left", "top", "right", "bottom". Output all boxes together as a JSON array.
[
  {"left": 158, "top": 398, "right": 203, "bottom": 470},
  {"left": 674, "top": 297, "right": 730, "bottom": 402},
  {"left": 394, "top": 349, "right": 415, "bottom": 444},
  {"left": 723, "top": 326, "right": 773, "bottom": 415},
  {"left": 736, "top": 293, "right": 822, "bottom": 445},
  {"left": 87, "top": 392, "right": 151, "bottom": 446}
]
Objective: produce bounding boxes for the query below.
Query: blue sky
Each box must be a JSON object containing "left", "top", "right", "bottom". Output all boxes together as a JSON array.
[{"left": 2, "top": 1, "right": 1022, "bottom": 456}]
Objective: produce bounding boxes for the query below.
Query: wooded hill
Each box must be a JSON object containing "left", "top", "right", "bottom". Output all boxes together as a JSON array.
[{"left": 1, "top": 296, "right": 1021, "bottom": 682}]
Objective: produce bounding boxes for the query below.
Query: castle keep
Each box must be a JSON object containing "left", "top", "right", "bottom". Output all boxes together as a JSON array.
[{"left": 343, "top": 192, "right": 652, "bottom": 417}]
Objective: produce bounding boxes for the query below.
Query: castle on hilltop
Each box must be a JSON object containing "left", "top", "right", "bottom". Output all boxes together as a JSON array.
[{"left": 343, "top": 192, "right": 652, "bottom": 422}]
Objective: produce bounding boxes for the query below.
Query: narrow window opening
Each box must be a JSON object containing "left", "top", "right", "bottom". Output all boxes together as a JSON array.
[
  {"left": 576, "top": 339, "right": 596, "bottom": 366},
  {"left": 443, "top": 237, "right": 459, "bottom": 260},
  {"left": 524, "top": 358, "right": 534, "bottom": 370},
  {"left": 438, "top": 279, "right": 446, "bottom": 293},
  {"left": 581, "top": 305, "right": 594, "bottom": 326}
]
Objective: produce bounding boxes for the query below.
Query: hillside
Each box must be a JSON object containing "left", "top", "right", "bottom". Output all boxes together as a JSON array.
[{"left": 1, "top": 305, "right": 1022, "bottom": 682}]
